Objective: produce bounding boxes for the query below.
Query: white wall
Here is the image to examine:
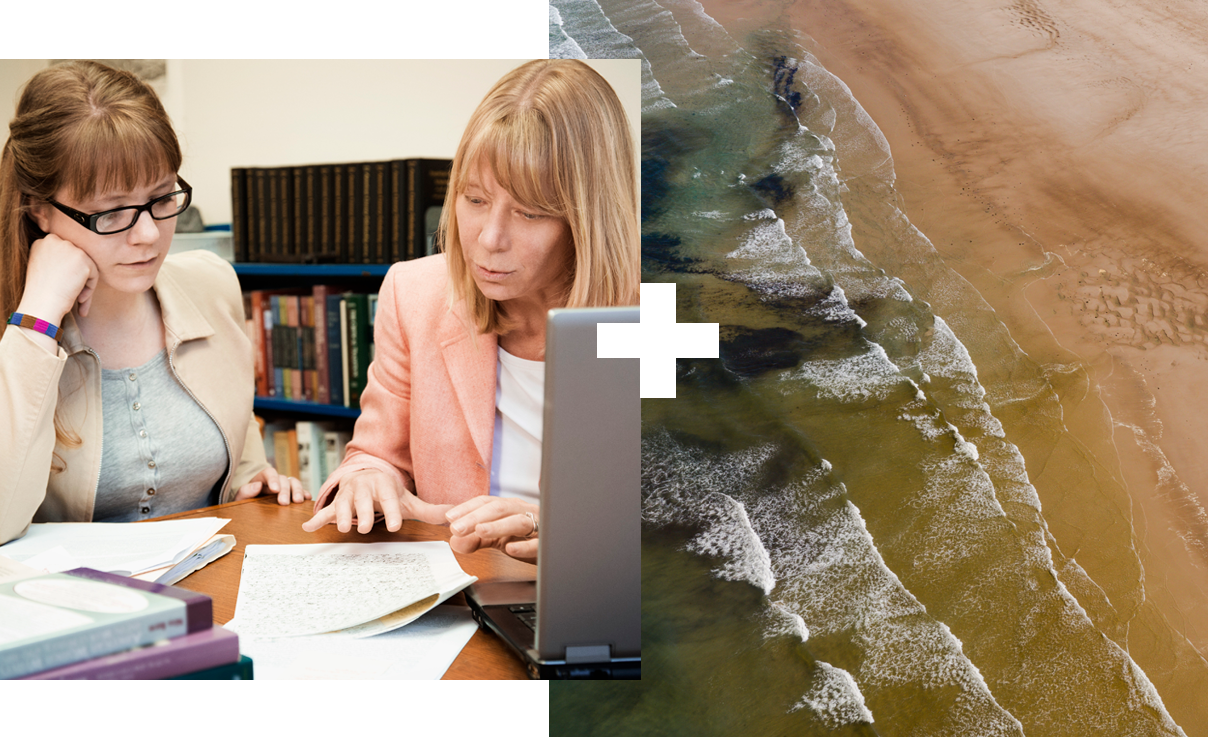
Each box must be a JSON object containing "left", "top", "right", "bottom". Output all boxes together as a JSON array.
[{"left": 0, "top": 59, "right": 642, "bottom": 227}]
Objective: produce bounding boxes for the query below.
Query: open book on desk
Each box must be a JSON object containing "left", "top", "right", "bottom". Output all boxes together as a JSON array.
[{"left": 224, "top": 542, "right": 477, "bottom": 638}]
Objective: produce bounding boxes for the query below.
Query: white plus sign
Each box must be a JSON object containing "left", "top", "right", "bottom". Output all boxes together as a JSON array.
[{"left": 598, "top": 283, "right": 719, "bottom": 398}]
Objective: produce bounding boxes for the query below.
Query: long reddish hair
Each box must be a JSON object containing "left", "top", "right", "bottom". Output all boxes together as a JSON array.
[{"left": 1, "top": 60, "right": 182, "bottom": 470}]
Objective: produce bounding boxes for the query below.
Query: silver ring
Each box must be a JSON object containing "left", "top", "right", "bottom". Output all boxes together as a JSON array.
[{"left": 524, "top": 511, "right": 538, "bottom": 539}]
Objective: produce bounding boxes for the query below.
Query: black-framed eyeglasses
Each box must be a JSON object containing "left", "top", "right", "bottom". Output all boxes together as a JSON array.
[{"left": 48, "top": 177, "right": 192, "bottom": 235}]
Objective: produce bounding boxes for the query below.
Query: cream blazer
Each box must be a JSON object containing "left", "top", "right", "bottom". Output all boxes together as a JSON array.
[
  {"left": 314, "top": 254, "right": 496, "bottom": 511},
  {"left": 0, "top": 250, "right": 269, "bottom": 544}
]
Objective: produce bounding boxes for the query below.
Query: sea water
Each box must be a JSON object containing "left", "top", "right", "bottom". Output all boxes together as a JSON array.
[{"left": 550, "top": 1, "right": 1198, "bottom": 734}]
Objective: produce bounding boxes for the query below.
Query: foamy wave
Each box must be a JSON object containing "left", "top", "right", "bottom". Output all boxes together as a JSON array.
[
  {"left": 789, "top": 661, "right": 874, "bottom": 726},
  {"left": 785, "top": 342, "right": 913, "bottom": 402},
  {"left": 767, "top": 600, "right": 809, "bottom": 642},
  {"left": 644, "top": 432, "right": 1024, "bottom": 732},
  {"left": 686, "top": 492, "right": 777, "bottom": 595},
  {"left": 813, "top": 284, "right": 868, "bottom": 328},
  {"left": 548, "top": 5, "right": 587, "bottom": 59},
  {"left": 725, "top": 216, "right": 809, "bottom": 265},
  {"left": 1117, "top": 420, "right": 1208, "bottom": 559}
]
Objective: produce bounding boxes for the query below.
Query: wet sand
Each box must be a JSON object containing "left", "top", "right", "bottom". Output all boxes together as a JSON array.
[{"left": 700, "top": 0, "right": 1208, "bottom": 727}]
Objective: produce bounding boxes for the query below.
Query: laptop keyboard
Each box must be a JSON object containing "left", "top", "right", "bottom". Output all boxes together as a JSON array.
[{"left": 509, "top": 604, "right": 537, "bottom": 631}]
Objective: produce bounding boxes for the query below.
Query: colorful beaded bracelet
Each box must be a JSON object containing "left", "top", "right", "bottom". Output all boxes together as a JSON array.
[{"left": 7, "top": 312, "right": 63, "bottom": 342}]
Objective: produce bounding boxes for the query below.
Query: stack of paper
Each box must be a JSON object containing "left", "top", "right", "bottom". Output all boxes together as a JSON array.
[
  {"left": 225, "top": 542, "right": 480, "bottom": 679},
  {"left": 0, "top": 519, "right": 231, "bottom": 579}
]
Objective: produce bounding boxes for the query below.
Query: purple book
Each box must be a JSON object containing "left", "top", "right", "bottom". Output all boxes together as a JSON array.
[
  {"left": 20, "top": 626, "right": 239, "bottom": 680},
  {"left": 64, "top": 568, "right": 213, "bottom": 634}
]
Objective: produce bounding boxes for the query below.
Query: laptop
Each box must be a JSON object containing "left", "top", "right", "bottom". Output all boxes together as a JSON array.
[{"left": 464, "top": 306, "right": 640, "bottom": 679}]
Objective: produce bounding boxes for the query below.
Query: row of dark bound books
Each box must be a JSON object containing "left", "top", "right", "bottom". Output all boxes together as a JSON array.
[
  {"left": 2, "top": 568, "right": 250, "bottom": 680},
  {"left": 231, "top": 158, "right": 451, "bottom": 264}
]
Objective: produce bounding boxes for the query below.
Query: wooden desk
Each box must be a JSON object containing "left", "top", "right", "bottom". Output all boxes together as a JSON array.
[{"left": 160, "top": 496, "right": 536, "bottom": 680}]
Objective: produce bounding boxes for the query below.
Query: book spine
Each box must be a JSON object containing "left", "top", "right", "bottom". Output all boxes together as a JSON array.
[
  {"left": 327, "top": 294, "right": 345, "bottom": 407},
  {"left": 263, "top": 293, "right": 276, "bottom": 397},
  {"left": 296, "top": 420, "right": 313, "bottom": 492},
  {"left": 324, "top": 429, "right": 352, "bottom": 475},
  {"left": 301, "top": 295, "right": 315, "bottom": 402},
  {"left": 346, "top": 293, "right": 370, "bottom": 408},
  {"left": 272, "top": 296, "right": 286, "bottom": 398},
  {"left": 373, "top": 161, "right": 388, "bottom": 264},
  {"left": 313, "top": 285, "right": 330, "bottom": 405},
  {"left": 311, "top": 422, "right": 329, "bottom": 497},
  {"left": 389, "top": 160, "right": 405, "bottom": 262},
  {"left": 286, "top": 427, "right": 299, "bottom": 477},
  {"left": 231, "top": 168, "right": 248, "bottom": 263},
  {"left": 319, "top": 164, "right": 334, "bottom": 260},
  {"left": 63, "top": 568, "right": 212, "bottom": 634},
  {"left": 350, "top": 163, "right": 365, "bottom": 264},
  {"left": 272, "top": 428, "right": 292, "bottom": 475},
  {"left": 268, "top": 168, "right": 281, "bottom": 261},
  {"left": 254, "top": 169, "right": 268, "bottom": 263},
  {"left": 0, "top": 606, "right": 190, "bottom": 680},
  {"left": 306, "top": 165, "right": 318, "bottom": 262},
  {"left": 287, "top": 295, "right": 301, "bottom": 401},
  {"left": 169, "top": 654, "right": 253, "bottom": 680},
  {"left": 407, "top": 159, "right": 420, "bottom": 261},
  {"left": 293, "top": 166, "right": 306, "bottom": 262},
  {"left": 363, "top": 163, "right": 375, "bottom": 264},
  {"left": 333, "top": 163, "right": 346, "bottom": 263},
  {"left": 281, "top": 167, "right": 295, "bottom": 262},
  {"left": 21, "top": 626, "right": 239, "bottom": 680},
  {"left": 340, "top": 298, "right": 351, "bottom": 407},
  {"left": 420, "top": 159, "right": 451, "bottom": 257}
]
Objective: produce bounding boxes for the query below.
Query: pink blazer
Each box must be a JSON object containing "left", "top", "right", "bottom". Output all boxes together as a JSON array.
[{"left": 313, "top": 254, "right": 497, "bottom": 511}]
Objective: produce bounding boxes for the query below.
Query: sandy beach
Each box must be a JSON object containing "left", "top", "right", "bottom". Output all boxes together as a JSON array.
[{"left": 694, "top": 0, "right": 1208, "bottom": 726}]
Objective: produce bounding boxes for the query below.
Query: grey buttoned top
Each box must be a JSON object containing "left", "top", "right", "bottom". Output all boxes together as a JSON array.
[{"left": 92, "top": 349, "right": 229, "bottom": 522}]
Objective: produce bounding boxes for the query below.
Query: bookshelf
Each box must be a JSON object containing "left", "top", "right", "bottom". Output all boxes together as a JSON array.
[
  {"left": 235, "top": 262, "right": 386, "bottom": 490},
  {"left": 235, "top": 262, "right": 386, "bottom": 415}
]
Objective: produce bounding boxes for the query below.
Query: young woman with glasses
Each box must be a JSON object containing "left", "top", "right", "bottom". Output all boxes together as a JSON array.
[
  {"left": 0, "top": 61, "right": 308, "bottom": 545},
  {"left": 302, "top": 60, "right": 638, "bottom": 564}
]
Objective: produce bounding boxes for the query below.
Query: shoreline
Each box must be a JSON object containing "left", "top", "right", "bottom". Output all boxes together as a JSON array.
[{"left": 699, "top": 0, "right": 1208, "bottom": 727}]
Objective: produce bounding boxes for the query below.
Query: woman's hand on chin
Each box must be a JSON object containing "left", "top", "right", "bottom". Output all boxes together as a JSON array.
[
  {"left": 301, "top": 468, "right": 451, "bottom": 533},
  {"left": 445, "top": 496, "right": 539, "bottom": 565}
]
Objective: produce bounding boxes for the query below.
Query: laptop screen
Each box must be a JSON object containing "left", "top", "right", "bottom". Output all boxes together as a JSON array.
[{"left": 536, "top": 306, "right": 641, "bottom": 661}]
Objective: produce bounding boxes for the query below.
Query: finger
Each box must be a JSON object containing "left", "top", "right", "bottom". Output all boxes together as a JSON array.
[
  {"left": 354, "top": 488, "right": 377, "bottom": 534},
  {"left": 302, "top": 504, "right": 336, "bottom": 532},
  {"left": 475, "top": 513, "right": 537, "bottom": 541},
  {"left": 293, "top": 477, "right": 310, "bottom": 504},
  {"left": 234, "top": 482, "right": 262, "bottom": 501},
  {"left": 448, "top": 531, "right": 485, "bottom": 556},
  {"left": 77, "top": 260, "right": 99, "bottom": 318},
  {"left": 405, "top": 497, "right": 455, "bottom": 526},
  {"left": 379, "top": 486, "right": 404, "bottom": 532},
  {"left": 450, "top": 499, "right": 527, "bottom": 535},
  {"left": 334, "top": 491, "right": 355, "bottom": 533},
  {"left": 503, "top": 539, "right": 539, "bottom": 563},
  {"left": 263, "top": 466, "right": 280, "bottom": 493},
  {"left": 445, "top": 495, "right": 495, "bottom": 523},
  {"left": 277, "top": 477, "right": 293, "bottom": 505}
]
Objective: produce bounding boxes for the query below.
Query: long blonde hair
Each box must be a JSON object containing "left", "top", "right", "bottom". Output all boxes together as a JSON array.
[
  {"left": 1, "top": 60, "right": 182, "bottom": 470},
  {"left": 442, "top": 59, "right": 638, "bottom": 336}
]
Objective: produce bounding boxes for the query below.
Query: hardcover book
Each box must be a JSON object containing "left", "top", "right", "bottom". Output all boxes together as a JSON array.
[
  {"left": 20, "top": 625, "right": 238, "bottom": 680},
  {"left": 0, "top": 568, "right": 211, "bottom": 680}
]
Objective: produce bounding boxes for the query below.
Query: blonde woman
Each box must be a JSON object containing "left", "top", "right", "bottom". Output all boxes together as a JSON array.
[
  {"left": 0, "top": 61, "right": 308, "bottom": 545},
  {"left": 304, "top": 59, "right": 638, "bottom": 563}
]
